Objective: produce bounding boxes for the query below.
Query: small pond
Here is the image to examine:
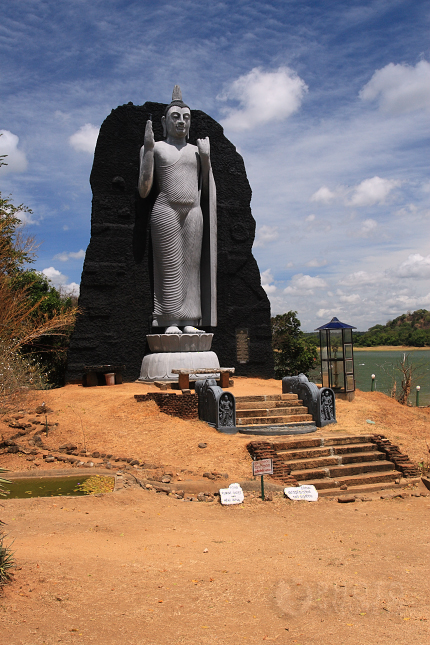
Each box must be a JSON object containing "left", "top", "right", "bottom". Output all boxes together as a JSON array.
[{"left": 3, "top": 475, "right": 115, "bottom": 499}]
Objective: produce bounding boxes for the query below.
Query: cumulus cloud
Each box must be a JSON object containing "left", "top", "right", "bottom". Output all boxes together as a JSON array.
[
  {"left": 310, "top": 186, "right": 336, "bottom": 203},
  {"left": 219, "top": 67, "right": 308, "bottom": 131},
  {"left": 338, "top": 293, "right": 361, "bottom": 304},
  {"left": 69, "top": 123, "right": 99, "bottom": 154},
  {"left": 305, "top": 214, "right": 316, "bottom": 222},
  {"left": 253, "top": 225, "right": 279, "bottom": 247},
  {"left": 316, "top": 308, "right": 335, "bottom": 319},
  {"left": 305, "top": 258, "right": 327, "bottom": 267},
  {"left": 311, "top": 177, "right": 401, "bottom": 208},
  {"left": 41, "top": 267, "right": 80, "bottom": 296},
  {"left": 348, "top": 176, "right": 401, "bottom": 206},
  {"left": 338, "top": 271, "right": 380, "bottom": 287},
  {"left": 16, "top": 210, "right": 39, "bottom": 225},
  {"left": 284, "top": 273, "right": 328, "bottom": 295},
  {"left": 54, "top": 249, "right": 86, "bottom": 261},
  {"left": 360, "top": 60, "right": 430, "bottom": 114},
  {"left": 261, "top": 268, "right": 277, "bottom": 294},
  {"left": 356, "top": 218, "right": 378, "bottom": 238},
  {"left": 0, "top": 130, "right": 28, "bottom": 173},
  {"left": 395, "top": 253, "right": 430, "bottom": 278}
]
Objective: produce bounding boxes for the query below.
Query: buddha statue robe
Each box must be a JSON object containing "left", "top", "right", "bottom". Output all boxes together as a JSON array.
[{"left": 150, "top": 141, "right": 217, "bottom": 329}]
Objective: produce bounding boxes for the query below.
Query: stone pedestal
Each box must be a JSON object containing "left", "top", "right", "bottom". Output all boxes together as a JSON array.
[{"left": 139, "top": 333, "right": 220, "bottom": 382}]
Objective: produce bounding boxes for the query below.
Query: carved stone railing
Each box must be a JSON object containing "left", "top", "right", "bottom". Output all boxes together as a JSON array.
[
  {"left": 282, "top": 374, "right": 336, "bottom": 428},
  {"left": 195, "top": 378, "right": 237, "bottom": 434}
]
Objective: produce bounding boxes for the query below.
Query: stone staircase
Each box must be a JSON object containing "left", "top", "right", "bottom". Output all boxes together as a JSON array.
[
  {"left": 247, "top": 434, "right": 420, "bottom": 494},
  {"left": 235, "top": 393, "right": 317, "bottom": 435}
]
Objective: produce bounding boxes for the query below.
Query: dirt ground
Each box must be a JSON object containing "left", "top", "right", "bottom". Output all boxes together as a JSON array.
[
  {"left": 1, "top": 378, "right": 430, "bottom": 475},
  {"left": 1, "top": 379, "right": 430, "bottom": 644}
]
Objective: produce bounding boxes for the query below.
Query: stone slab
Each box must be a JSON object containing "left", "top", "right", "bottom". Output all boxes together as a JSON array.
[{"left": 66, "top": 102, "right": 274, "bottom": 383}]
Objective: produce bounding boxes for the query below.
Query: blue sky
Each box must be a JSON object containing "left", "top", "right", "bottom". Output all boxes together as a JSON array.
[{"left": 1, "top": 0, "right": 429, "bottom": 331}]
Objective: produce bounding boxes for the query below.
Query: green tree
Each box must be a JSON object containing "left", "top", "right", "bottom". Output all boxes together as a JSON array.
[
  {"left": 11, "top": 270, "right": 77, "bottom": 386},
  {"left": 1, "top": 185, "right": 78, "bottom": 401},
  {"left": 271, "top": 311, "right": 318, "bottom": 379}
]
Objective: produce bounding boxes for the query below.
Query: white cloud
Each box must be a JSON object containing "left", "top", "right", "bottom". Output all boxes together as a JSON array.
[
  {"left": 0, "top": 130, "right": 28, "bottom": 173},
  {"left": 395, "top": 253, "right": 430, "bottom": 279},
  {"left": 310, "top": 186, "right": 336, "bottom": 203},
  {"left": 54, "top": 249, "right": 86, "bottom": 261},
  {"left": 338, "top": 271, "right": 380, "bottom": 287},
  {"left": 253, "top": 225, "right": 279, "bottom": 248},
  {"left": 348, "top": 176, "right": 401, "bottom": 206},
  {"left": 42, "top": 267, "right": 68, "bottom": 285},
  {"left": 360, "top": 60, "right": 430, "bottom": 114},
  {"left": 284, "top": 273, "right": 328, "bottom": 295},
  {"left": 305, "top": 214, "right": 316, "bottom": 222},
  {"left": 16, "top": 210, "right": 39, "bottom": 225},
  {"left": 305, "top": 258, "right": 327, "bottom": 267},
  {"left": 338, "top": 293, "right": 361, "bottom": 304},
  {"left": 219, "top": 66, "right": 308, "bottom": 131},
  {"left": 260, "top": 268, "right": 277, "bottom": 294},
  {"left": 69, "top": 123, "right": 99, "bottom": 154},
  {"left": 316, "top": 308, "right": 335, "bottom": 319},
  {"left": 356, "top": 218, "right": 377, "bottom": 238},
  {"left": 41, "top": 267, "right": 80, "bottom": 296}
]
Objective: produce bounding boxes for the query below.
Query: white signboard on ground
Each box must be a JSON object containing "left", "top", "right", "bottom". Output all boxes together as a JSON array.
[
  {"left": 284, "top": 485, "right": 318, "bottom": 502},
  {"left": 220, "top": 483, "right": 244, "bottom": 505},
  {"left": 252, "top": 459, "right": 273, "bottom": 476}
]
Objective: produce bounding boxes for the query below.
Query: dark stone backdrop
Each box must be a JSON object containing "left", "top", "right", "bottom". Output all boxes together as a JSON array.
[{"left": 66, "top": 101, "right": 274, "bottom": 382}]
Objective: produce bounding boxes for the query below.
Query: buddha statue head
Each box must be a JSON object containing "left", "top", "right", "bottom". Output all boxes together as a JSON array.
[{"left": 162, "top": 85, "right": 191, "bottom": 140}]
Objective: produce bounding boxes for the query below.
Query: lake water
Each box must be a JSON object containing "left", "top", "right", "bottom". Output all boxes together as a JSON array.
[
  {"left": 3, "top": 475, "right": 115, "bottom": 499},
  {"left": 311, "top": 349, "right": 430, "bottom": 406},
  {"left": 353, "top": 349, "right": 430, "bottom": 405}
]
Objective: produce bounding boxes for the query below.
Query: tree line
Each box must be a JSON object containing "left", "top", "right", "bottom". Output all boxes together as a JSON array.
[{"left": 354, "top": 310, "right": 430, "bottom": 347}]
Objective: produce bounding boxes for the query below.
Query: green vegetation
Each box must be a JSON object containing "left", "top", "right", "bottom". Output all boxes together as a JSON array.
[
  {"left": 0, "top": 468, "right": 15, "bottom": 587},
  {"left": 271, "top": 311, "right": 319, "bottom": 379},
  {"left": 1, "top": 152, "right": 79, "bottom": 406},
  {"left": 354, "top": 310, "right": 430, "bottom": 347}
]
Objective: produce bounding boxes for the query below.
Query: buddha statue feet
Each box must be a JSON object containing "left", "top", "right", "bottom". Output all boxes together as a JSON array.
[
  {"left": 183, "top": 326, "right": 205, "bottom": 334},
  {"left": 165, "top": 326, "right": 182, "bottom": 334}
]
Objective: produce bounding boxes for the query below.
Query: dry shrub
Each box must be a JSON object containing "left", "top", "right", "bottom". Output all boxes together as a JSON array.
[{"left": 1, "top": 199, "right": 79, "bottom": 406}]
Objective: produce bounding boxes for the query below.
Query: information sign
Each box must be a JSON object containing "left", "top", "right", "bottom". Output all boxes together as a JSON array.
[
  {"left": 284, "top": 485, "right": 318, "bottom": 502},
  {"left": 252, "top": 459, "right": 273, "bottom": 476},
  {"left": 236, "top": 328, "right": 249, "bottom": 364},
  {"left": 219, "top": 483, "right": 244, "bottom": 505}
]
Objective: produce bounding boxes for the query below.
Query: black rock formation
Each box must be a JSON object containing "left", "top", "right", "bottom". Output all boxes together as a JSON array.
[{"left": 66, "top": 102, "right": 274, "bottom": 382}]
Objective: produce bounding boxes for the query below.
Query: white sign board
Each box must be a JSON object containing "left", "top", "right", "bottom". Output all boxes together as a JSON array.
[
  {"left": 219, "top": 483, "right": 244, "bottom": 505},
  {"left": 252, "top": 459, "right": 273, "bottom": 476},
  {"left": 284, "top": 485, "right": 318, "bottom": 502}
]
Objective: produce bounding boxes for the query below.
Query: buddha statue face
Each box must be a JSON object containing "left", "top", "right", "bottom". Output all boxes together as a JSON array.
[{"left": 162, "top": 106, "right": 191, "bottom": 140}]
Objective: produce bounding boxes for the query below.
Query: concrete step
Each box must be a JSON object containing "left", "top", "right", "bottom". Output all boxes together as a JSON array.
[
  {"left": 235, "top": 394, "right": 298, "bottom": 403},
  {"left": 282, "top": 451, "right": 387, "bottom": 472},
  {"left": 291, "top": 460, "right": 394, "bottom": 482},
  {"left": 235, "top": 400, "right": 304, "bottom": 410},
  {"left": 322, "top": 435, "right": 375, "bottom": 446},
  {"left": 277, "top": 443, "right": 379, "bottom": 461},
  {"left": 301, "top": 471, "right": 399, "bottom": 490},
  {"left": 237, "top": 414, "right": 314, "bottom": 426},
  {"left": 236, "top": 406, "right": 308, "bottom": 418}
]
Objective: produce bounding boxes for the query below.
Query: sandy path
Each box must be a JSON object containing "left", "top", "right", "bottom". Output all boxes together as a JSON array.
[
  {"left": 1, "top": 380, "right": 430, "bottom": 644},
  {"left": 1, "top": 486, "right": 429, "bottom": 645}
]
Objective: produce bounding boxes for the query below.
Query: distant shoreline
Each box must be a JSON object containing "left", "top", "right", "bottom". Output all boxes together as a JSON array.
[{"left": 353, "top": 346, "right": 430, "bottom": 352}]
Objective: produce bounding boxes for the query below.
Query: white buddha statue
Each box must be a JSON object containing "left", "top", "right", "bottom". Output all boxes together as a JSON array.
[{"left": 138, "top": 86, "right": 217, "bottom": 335}]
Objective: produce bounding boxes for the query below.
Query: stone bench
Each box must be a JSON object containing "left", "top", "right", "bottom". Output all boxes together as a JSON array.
[
  {"left": 171, "top": 368, "right": 235, "bottom": 390},
  {"left": 83, "top": 365, "right": 126, "bottom": 387}
]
